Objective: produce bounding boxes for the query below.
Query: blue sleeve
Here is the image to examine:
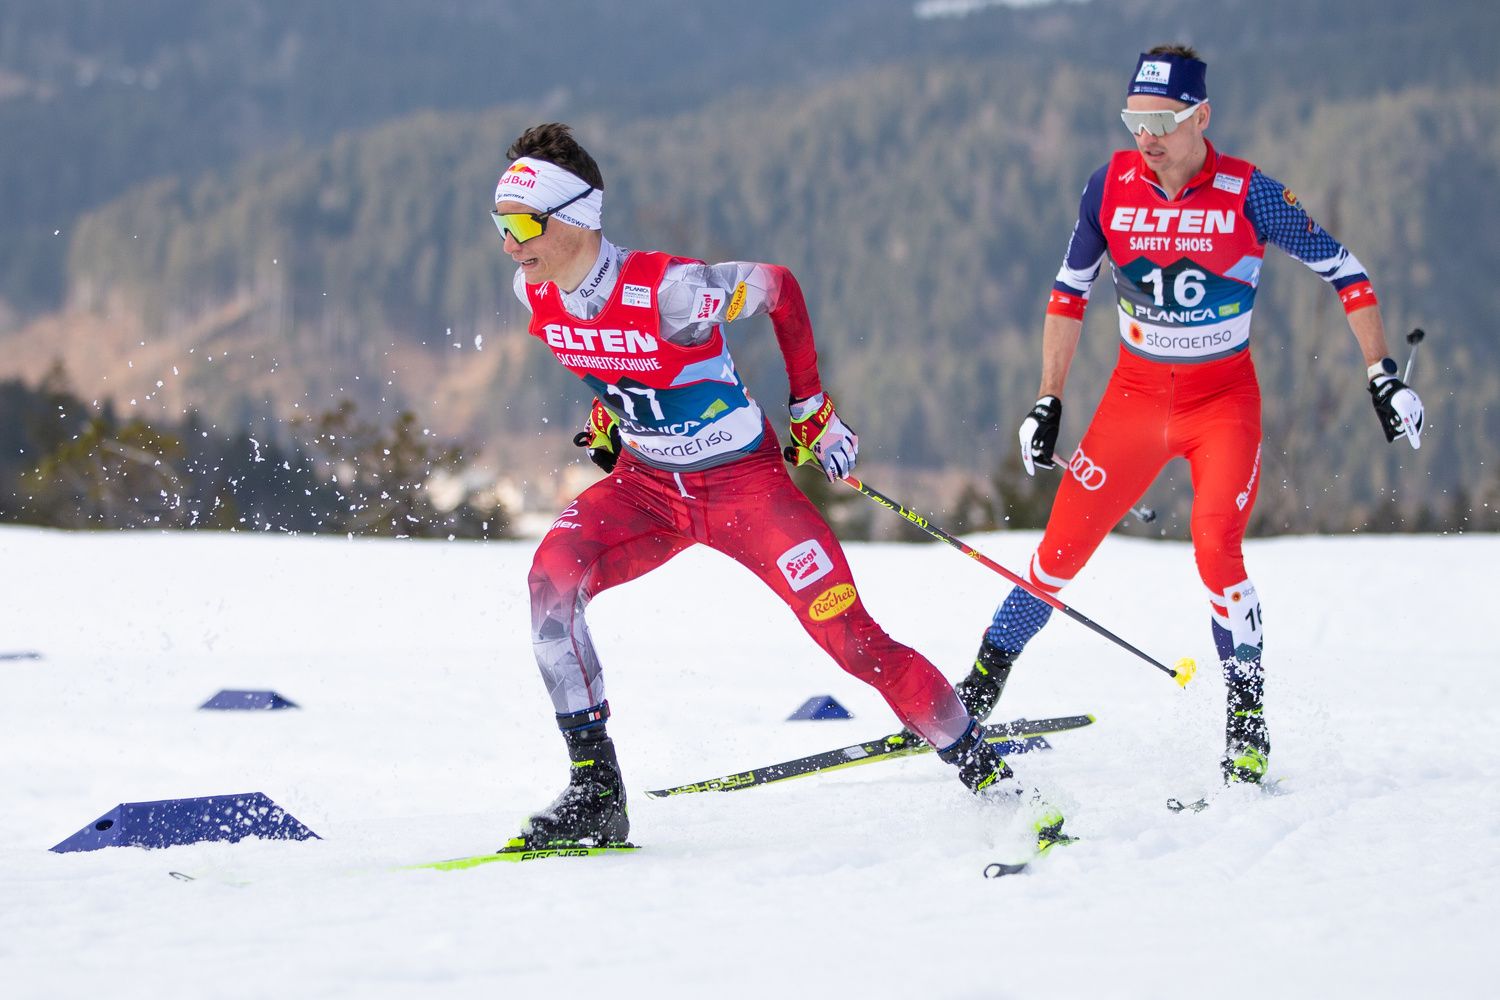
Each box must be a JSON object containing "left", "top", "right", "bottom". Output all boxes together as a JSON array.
[
  {"left": 1245, "top": 169, "right": 1370, "bottom": 289},
  {"left": 1052, "top": 163, "right": 1110, "bottom": 297}
]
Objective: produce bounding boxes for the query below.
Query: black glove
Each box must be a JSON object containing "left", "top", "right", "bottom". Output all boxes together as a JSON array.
[
  {"left": 1367, "top": 362, "right": 1424, "bottom": 448},
  {"left": 573, "top": 399, "right": 622, "bottom": 472},
  {"left": 1018, "top": 395, "right": 1062, "bottom": 476}
]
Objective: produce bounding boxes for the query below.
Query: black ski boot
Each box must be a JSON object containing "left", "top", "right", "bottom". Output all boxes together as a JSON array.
[
  {"left": 887, "top": 639, "right": 1017, "bottom": 751},
  {"left": 954, "top": 637, "right": 1016, "bottom": 722},
  {"left": 938, "top": 721, "right": 1015, "bottom": 794},
  {"left": 943, "top": 723, "right": 1070, "bottom": 847},
  {"left": 1221, "top": 658, "right": 1270, "bottom": 784},
  {"left": 519, "top": 706, "right": 629, "bottom": 847}
]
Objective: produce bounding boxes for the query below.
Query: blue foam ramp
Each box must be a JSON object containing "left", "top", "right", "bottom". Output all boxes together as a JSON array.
[
  {"left": 200, "top": 689, "right": 299, "bottom": 710},
  {"left": 50, "top": 793, "right": 320, "bottom": 853},
  {"left": 787, "top": 695, "right": 852, "bottom": 720}
]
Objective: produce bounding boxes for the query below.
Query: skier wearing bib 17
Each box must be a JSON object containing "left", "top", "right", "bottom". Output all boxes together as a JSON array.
[
  {"left": 955, "top": 46, "right": 1424, "bottom": 784},
  {"left": 493, "top": 123, "right": 1048, "bottom": 848}
]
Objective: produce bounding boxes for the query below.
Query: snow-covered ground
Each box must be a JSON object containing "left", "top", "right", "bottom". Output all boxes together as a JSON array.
[{"left": 0, "top": 524, "right": 1493, "bottom": 998}]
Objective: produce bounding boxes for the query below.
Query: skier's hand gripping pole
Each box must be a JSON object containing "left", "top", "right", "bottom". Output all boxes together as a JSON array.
[
  {"left": 1367, "top": 328, "right": 1427, "bottom": 450},
  {"left": 784, "top": 442, "right": 1196, "bottom": 687}
]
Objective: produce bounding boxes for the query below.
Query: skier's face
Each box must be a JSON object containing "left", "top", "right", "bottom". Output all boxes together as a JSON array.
[
  {"left": 496, "top": 199, "right": 594, "bottom": 288},
  {"left": 1124, "top": 95, "right": 1209, "bottom": 177}
]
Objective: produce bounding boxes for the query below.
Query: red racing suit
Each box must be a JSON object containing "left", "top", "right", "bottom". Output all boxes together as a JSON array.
[
  {"left": 1032, "top": 142, "right": 1377, "bottom": 646},
  {"left": 522, "top": 246, "right": 971, "bottom": 748}
]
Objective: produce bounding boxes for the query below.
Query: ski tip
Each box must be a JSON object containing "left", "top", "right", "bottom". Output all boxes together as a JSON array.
[
  {"left": 982, "top": 861, "right": 1030, "bottom": 878},
  {"left": 1173, "top": 657, "right": 1197, "bottom": 688}
]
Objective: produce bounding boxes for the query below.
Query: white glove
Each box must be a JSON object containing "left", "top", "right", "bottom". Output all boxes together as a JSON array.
[
  {"left": 1018, "top": 396, "right": 1062, "bottom": 476},
  {"left": 1368, "top": 369, "right": 1424, "bottom": 449},
  {"left": 789, "top": 393, "right": 859, "bottom": 481}
]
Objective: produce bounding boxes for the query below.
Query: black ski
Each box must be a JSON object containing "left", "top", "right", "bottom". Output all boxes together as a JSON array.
[{"left": 645, "top": 714, "right": 1094, "bottom": 798}]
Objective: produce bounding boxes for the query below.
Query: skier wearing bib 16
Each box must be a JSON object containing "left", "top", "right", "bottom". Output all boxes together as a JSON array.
[
  {"left": 951, "top": 46, "right": 1424, "bottom": 784},
  {"left": 493, "top": 123, "right": 1050, "bottom": 848}
]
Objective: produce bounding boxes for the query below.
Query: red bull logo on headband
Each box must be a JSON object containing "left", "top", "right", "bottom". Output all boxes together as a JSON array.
[
  {"left": 501, "top": 163, "right": 537, "bottom": 188},
  {"left": 499, "top": 162, "right": 539, "bottom": 190}
]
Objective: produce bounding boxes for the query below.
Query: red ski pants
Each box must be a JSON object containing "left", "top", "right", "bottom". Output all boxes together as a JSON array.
[
  {"left": 528, "top": 428, "right": 971, "bottom": 747},
  {"left": 1032, "top": 347, "right": 1262, "bottom": 623}
]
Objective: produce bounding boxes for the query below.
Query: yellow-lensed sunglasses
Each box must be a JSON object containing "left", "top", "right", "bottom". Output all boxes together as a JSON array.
[{"left": 491, "top": 186, "right": 594, "bottom": 245}]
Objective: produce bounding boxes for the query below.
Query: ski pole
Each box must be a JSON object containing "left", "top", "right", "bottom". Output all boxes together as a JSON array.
[
  {"left": 785, "top": 445, "right": 1196, "bottom": 687},
  {"left": 1403, "top": 327, "right": 1425, "bottom": 382},
  {"left": 1051, "top": 445, "right": 1156, "bottom": 524}
]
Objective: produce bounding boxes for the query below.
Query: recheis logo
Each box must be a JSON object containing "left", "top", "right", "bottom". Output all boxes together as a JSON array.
[
  {"left": 809, "top": 584, "right": 857, "bottom": 621},
  {"left": 725, "top": 281, "right": 749, "bottom": 321},
  {"left": 778, "top": 539, "right": 834, "bottom": 592}
]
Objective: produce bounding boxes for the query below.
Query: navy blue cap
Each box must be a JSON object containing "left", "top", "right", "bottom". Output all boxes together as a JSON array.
[{"left": 1127, "top": 52, "right": 1208, "bottom": 104}]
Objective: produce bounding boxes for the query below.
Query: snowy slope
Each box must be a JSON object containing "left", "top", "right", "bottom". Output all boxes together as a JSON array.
[{"left": 0, "top": 525, "right": 1493, "bottom": 999}]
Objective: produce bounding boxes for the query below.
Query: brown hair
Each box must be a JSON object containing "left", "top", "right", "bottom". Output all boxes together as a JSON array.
[
  {"left": 1146, "top": 43, "right": 1201, "bottom": 61},
  {"left": 506, "top": 123, "right": 604, "bottom": 189}
]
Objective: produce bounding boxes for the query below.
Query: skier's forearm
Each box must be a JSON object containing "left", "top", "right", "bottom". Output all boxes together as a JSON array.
[{"left": 1038, "top": 313, "right": 1084, "bottom": 399}]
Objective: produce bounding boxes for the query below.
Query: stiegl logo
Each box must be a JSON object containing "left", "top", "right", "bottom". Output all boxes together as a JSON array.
[
  {"left": 786, "top": 550, "right": 821, "bottom": 580},
  {"left": 777, "top": 538, "right": 834, "bottom": 592}
]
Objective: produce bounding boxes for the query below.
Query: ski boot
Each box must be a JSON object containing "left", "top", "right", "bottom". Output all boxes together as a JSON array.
[
  {"left": 944, "top": 723, "right": 1072, "bottom": 851},
  {"left": 1034, "top": 804, "right": 1072, "bottom": 851},
  {"left": 954, "top": 637, "right": 1016, "bottom": 722},
  {"left": 887, "top": 639, "right": 1017, "bottom": 751},
  {"left": 938, "top": 720, "right": 1016, "bottom": 794},
  {"left": 1221, "top": 659, "right": 1270, "bottom": 785},
  {"left": 518, "top": 707, "right": 629, "bottom": 848}
]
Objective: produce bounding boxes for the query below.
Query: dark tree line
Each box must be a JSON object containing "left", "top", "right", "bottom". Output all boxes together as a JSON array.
[{"left": 0, "top": 366, "right": 510, "bottom": 538}]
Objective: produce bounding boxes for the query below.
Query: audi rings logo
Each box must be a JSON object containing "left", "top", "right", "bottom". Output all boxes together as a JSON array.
[{"left": 1069, "top": 450, "right": 1108, "bottom": 491}]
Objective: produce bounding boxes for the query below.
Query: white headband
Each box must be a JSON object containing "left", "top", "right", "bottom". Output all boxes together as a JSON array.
[{"left": 493, "top": 156, "right": 603, "bottom": 231}]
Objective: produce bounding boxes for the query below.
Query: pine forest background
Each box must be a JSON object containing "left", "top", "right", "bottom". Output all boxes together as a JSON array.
[{"left": 1, "top": 0, "right": 1496, "bottom": 539}]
